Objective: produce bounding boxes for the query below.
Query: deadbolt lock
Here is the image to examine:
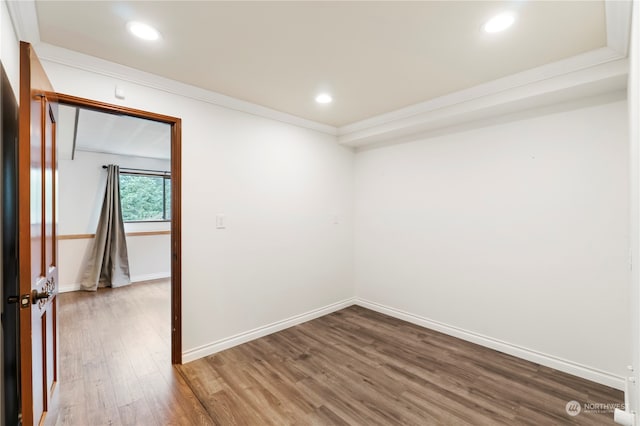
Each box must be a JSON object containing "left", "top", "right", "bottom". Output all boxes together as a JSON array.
[{"left": 7, "top": 294, "right": 31, "bottom": 309}]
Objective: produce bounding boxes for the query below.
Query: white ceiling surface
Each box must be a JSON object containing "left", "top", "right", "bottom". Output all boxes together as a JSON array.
[
  {"left": 34, "top": 1, "right": 609, "bottom": 127},
  {"left": 57, "top": 104, "right": 171, "bottom": 160}
]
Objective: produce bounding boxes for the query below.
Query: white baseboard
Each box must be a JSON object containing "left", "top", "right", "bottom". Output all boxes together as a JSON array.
[
  {"left": 59, "top": 282, "right": 624, "bottom": 391},
  {"left": 182, "top": 297, "right": 356, "bottom": 363},
  {"left": 58, "top": 273, "right": 170, "bottom": 293},
  {"left": 356, "top": 298, "right": 626, "bottom": 391},
  {"left": 131, "top": 272, "right": 171, "bottom": 283},
  {"left": 58, "top": 283, "right": 82, "bottom": 293}
]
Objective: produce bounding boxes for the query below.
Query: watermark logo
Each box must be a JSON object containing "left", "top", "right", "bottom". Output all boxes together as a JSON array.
[
  {"left": 583, "top": 402, "right": 625, "bottom": 414},
  {"left": 564, "top": 400, "right": 625, "bottom": 416},
  {"left": 565, "top": 400, "right": 581, "bottom": 417}
]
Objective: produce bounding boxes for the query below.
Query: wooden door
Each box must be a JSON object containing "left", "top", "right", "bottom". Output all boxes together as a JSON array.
[{"left": 18, "top": 41, "right": 59, "bottom": 426}]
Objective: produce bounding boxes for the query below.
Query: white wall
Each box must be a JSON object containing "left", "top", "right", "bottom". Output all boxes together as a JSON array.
[
  {"left": 40, "top": 56, "right": 355, "bottom": 359},
  {"left": 21, "top": 32, "right": 632, "bottom": 395},
  {"left": 58, "top": 151, "right": 172, "bottom": 291},
  {"left": 58, "top": 236, "right": 171, "bottom": 292},
  {"left": 60, "top": 151, "right": 170, "bottom": 234},
  {"left": 355, "top": 97, "right": 630, "bottom": 386},
  {"left": 0, "top": 0, "right": 19, "bottom": 94},
  {"left": 628, "top": 0, "right": 640, "bottom": 416}
]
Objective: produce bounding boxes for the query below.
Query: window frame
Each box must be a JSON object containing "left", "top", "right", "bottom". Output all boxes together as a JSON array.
[{"left": 118, "top": 169, "right": 172, "bottom": 223}]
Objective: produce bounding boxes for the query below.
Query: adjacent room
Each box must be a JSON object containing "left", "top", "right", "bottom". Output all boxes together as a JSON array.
[
  {"left": 57, "top": 105, "right": 172, "bottom": 294},
  {"left": 1, "top": 0, "right": 639, "bottom": 425}
]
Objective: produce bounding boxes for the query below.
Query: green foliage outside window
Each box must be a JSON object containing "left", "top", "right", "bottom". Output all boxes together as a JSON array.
[{"left": 119, "top": 173, "right": 171, "bottom": 222}]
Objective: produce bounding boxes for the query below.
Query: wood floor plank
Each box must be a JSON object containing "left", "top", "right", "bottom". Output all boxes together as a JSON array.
[
  {"left": 50, "top": 280, "right": 214, "bottom": 426},
  {"left": 117, "top": 398, "right": 155, "bottom": 426},
  {"left": 179, "top": 305, "right": 623, "bottom": 425},
  {"left": 53, "top": 283, "right": 623, "bottom": 425}
]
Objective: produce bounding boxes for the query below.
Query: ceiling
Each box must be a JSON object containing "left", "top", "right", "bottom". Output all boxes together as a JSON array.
[
  {"left": 33, "top": 1, "right": 609, "bottom": 127},
  {"left": 57, "top": 104, "right": 171, "bottom": 160}
]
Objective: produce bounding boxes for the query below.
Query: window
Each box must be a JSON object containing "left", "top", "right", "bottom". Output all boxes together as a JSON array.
[{"left": 119, "top": 172, "right": 171, "bottom": 222}]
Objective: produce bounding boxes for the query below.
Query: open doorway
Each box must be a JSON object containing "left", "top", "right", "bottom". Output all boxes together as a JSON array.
[{"left": 55, "top": 94, "right": 181, "bottom": 365}]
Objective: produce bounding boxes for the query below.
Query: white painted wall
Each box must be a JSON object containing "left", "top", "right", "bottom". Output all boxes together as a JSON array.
[
  {"left": 8, "top": 32, "right": 628, "bottom": 397},
  {"left": 628, "top": 0, "right": 640, "bottom": 417},
  {"left": 59, "top": 151, "right": 170, "bottom": 234},
  {"left": 355, "top": 97, "right": 630, "bottom": 387},
  {"left": 0, "top": 0, "right": 19, "bottom": 94},
  {"left": 58, "top": 151, "right": 172, "bottom": 291},
  {"left": 41, "top": 56, "right": 355, "bottom": 358},
  {"left": 58, "top": 235, "right": 170, "bottom": 293}
]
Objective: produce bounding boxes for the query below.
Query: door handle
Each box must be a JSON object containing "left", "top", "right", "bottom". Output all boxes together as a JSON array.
[{"left": 32, "top": 290, "right": 52, "bottom": 302}]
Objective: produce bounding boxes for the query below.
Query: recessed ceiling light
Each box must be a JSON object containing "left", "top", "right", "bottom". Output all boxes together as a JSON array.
[
  {"left": 127, "top": 21, "right": 161, "bottom": 41},
  {"left": 315, "top": 93, "right": 333, "bottom": 104},
  {"left": 483, "top": 12, "right": 515, "bottom": 33}
]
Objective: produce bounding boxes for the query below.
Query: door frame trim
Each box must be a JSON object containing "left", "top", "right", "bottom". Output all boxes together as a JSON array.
[{"left": 54, "top": 93, "right": 183, "bottom": 364}]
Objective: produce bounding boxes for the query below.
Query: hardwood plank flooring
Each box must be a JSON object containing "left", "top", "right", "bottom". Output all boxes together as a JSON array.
[
  {"left": 53, "top": 283, "right": 623, "bottom": 425},
  {"left": 50, "top": 280, "right": 213, "bottom": 426},
  {"left": 179, "top": 306, "right": 623, "bottom": 425}
]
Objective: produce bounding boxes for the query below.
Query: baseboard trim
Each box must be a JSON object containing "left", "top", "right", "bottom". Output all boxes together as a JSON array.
[
  {"left": 182, "top": 297, "right": 356, "bottom": 363},
  {"left": 355, "top": 298, "right": 626, "bottom": 391},
  {"left": 58, "top": 273, "right": 170, "bottom": 293},
  {"left": 58, "top": 284, "right": 81, "bottom": 293},
  {"left": 131, "top": 273, "right": 171, "bottom": 283}
]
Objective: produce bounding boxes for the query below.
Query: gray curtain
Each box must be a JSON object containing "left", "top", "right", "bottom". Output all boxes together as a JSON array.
[{"left": 80, "top": 165, "right": 131, "bottom": 291}]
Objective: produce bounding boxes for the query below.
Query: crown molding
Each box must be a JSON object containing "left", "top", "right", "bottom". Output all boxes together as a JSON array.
[
  {"left": 339, "top": 58, "right": 628, "bottom": 148},
  {"left": 34, "top": 43, "right": 338, "bottom": 136},
  {"left": 6, "top": 1, "right": 337, "bottom": 135},
  {"left": 338, "top": 46, "right": 624, "bottom": 140},
  {"left": 338, "top": 0, "right": 632, "bottom": 146},
  {"left": 9, "top": 0, "right": 631, "bottom": 145},
  {"left": 5, "top": 0, "right": 39, "bottom": 43}
]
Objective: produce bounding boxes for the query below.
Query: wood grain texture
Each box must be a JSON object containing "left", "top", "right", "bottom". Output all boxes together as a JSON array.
[
  {"left": 49, "top": 280, "right": 212, "bottom": 426},
  {"left": 56, "top": 234, "right": 95, "bottom": 240},
  {"left": 169, "top": 116, "right": 182, "bottom": 365},
  {"left": 19, "top": 41, "right": 60, "bottom": 426},
  {"left": 58, "top": 231, "right": 171, "bottom": 240},
  {"left": 179, "top": 306, "right": 623, "bottom": 425},
  {"left": 52, "top": 283, "right": 623, "bottom": 425}
]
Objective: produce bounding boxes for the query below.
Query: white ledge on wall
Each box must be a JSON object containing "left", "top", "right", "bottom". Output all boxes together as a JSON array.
[
  {"left": 8, "top": 0, "right": 632, "bottom": 149},
  {"left": 336, "top": 0, "right": 632, "bottom": 147},
  {"left": 38, "top": 42, "right": 628, "bottom": 149},
  {"left": 338, "top": 50, "right": 629, "bottom": 148}
]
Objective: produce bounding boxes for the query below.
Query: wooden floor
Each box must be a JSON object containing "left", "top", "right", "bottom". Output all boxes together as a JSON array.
[
  {"left": 53, "top": 282, "right": 623, "bottom": 425},
  {"left": 51, "top": 280, "right": 212, "bottom": 425},
  {"left": 179, "top": 306, "right": 623, "bottom": 425}
]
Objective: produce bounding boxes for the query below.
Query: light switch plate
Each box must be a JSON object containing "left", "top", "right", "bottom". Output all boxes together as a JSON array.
[{"left": 216, "top": 214, "right": 225, "bottom": 229}]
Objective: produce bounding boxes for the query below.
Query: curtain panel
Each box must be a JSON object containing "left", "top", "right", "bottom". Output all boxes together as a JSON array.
[{"left": 80, "top": 164, "right": 131, "bottom": 291}]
